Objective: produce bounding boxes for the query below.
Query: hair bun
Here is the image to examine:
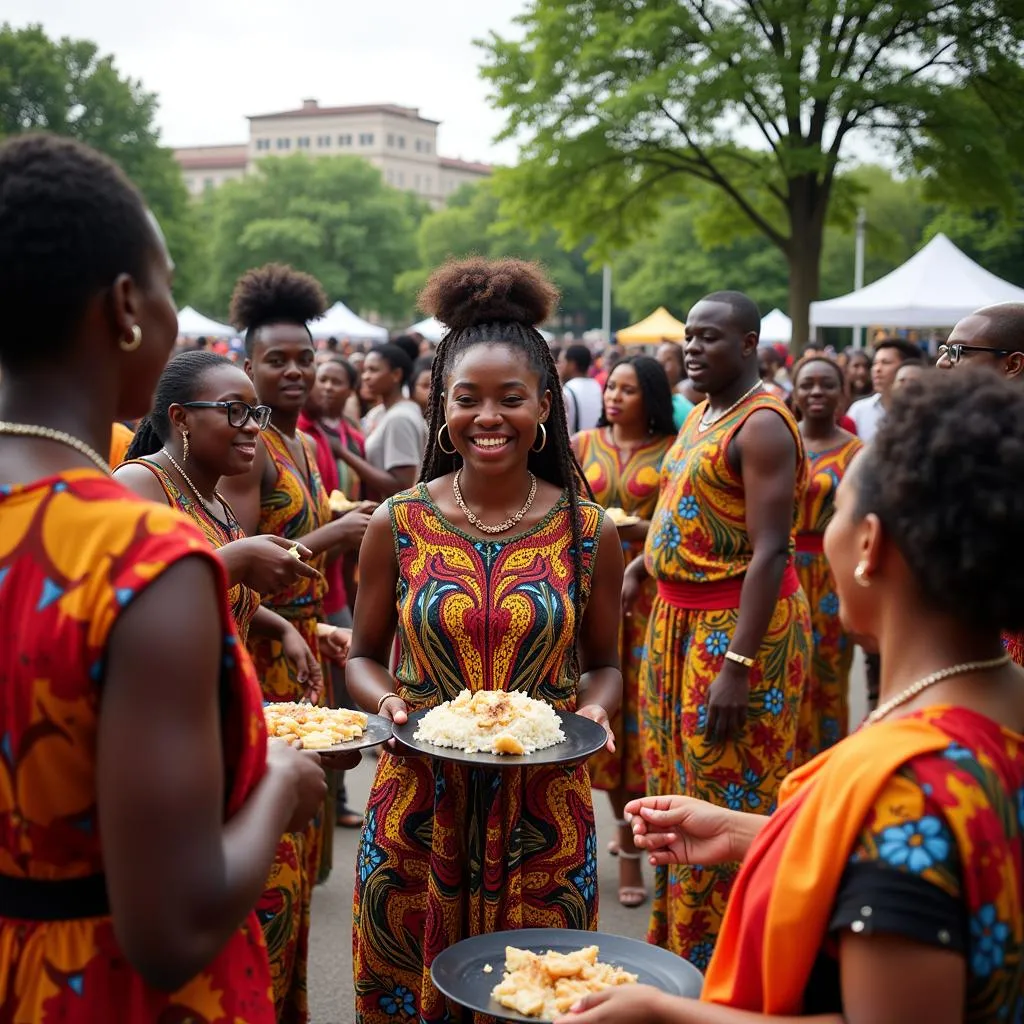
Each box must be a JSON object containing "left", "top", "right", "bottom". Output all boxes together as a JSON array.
[
  {"left": 419, "top": 257, "right": 558, "bottom": 331},
  {"left": 230, "top": 263, "right": 328, "bottom": 332}
]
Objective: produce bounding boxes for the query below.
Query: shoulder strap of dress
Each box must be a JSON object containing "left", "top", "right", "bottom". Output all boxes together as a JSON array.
[{"left": 117, "top": 457, "right": 179, "bottom": 506}]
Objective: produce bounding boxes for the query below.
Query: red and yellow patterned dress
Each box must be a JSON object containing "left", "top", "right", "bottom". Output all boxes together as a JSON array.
[
  {"left": 639, "top": 393, "right": 811, "bottom": 966},
  {"left": 248, "top": 426, "right": 331, "bottom": 1024},
  {"left": 576, "top": 427, "right": 674, "bottom": 794},
  {"left": 353, "top": 487, "right": 605, "bottom": 1024},
  {"left": 793, "top": 437, "right": 863, "bottom": 765},
  {"left": 0, "top": 470, "right": 274, "bottom": 1022},
  {"left": 118, "top": 458, "right": 260, "bottom": 641}
]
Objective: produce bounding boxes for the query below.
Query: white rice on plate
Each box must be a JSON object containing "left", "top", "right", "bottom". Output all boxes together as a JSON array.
[{"left": 414, "top": 689, "right": 565, "bottom": 755}]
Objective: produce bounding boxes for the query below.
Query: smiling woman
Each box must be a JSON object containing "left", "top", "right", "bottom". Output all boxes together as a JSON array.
[{"left": 347, "top": 257, "right": 625, "bottom": 1024}]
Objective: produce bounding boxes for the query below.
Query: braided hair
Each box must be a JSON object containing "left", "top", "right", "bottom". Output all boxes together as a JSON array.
[
  {"left": 597, "top": 355, "right": 676, "bottom": 437},
  {"left": 418, "top": 257, "right": 594, "bottom": 626},
  {"left": 126, "top": 350, "right": 233, "bottom": 459}
]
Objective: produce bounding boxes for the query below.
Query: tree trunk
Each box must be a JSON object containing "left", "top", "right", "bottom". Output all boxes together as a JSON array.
[{"left": 785, "top": 175, "right": 828, "bottom": 353}]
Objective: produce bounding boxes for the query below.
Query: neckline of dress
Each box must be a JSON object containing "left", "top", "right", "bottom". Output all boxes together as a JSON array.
[{"left": 416, "top": 482, "right": 570, "bottom": 546}]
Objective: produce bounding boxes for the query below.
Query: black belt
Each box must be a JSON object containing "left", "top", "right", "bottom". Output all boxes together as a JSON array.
[{"left": 0, "top": 872, "right": 109, "bottom": 921}]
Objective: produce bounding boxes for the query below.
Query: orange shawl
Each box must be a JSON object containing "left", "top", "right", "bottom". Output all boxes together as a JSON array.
[{"left": 702, "top": 715, "right": 953, "bottom": 1011}]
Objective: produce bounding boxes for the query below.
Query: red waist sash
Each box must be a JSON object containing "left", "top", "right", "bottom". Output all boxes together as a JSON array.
[
  {"left": 657, "top": 563, "right": 800, "bottom": 611},
  {"left": 794, "top": 533, "right": 824, "bottom": 554}
]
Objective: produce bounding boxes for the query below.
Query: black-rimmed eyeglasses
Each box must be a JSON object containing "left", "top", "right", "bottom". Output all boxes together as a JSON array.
[
  {"left": 937, "top": 343, "right": 1015, "bottom": 366},
  {"left": 180, "top": 401, "right": 273, "bottom": 429}
]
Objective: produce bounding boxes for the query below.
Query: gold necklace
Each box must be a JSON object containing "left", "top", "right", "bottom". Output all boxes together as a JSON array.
[
  {"left": 452, "top": 469, "right": 538, "bottom": 535},
  {"left": 866, "top": 655, "right": 1011, "bottom": 725},
  {"left": 160, "top": 447, "right": 228, "bottom": 522},
  {"left": 0, "top": 421, "right": 109, "bottom": 474},
  {"left": 697, "top": 381, "right": 764, "bottom": 432}
]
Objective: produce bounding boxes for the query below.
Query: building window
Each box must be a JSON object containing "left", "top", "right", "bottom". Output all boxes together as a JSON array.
[
  {"left": 339, "top": 134, "right": 353, "bottom": 146},
  {"left": 414, "top": 174, "right": 420, "bottom": 189},
  {"left": 425, "top": 175, "right": 431, "bottom": 192},
  {"left": 276, "top": 138, "right": 291, "bottom": 150},
  {"left": 425, "top": 140, "right": 432, "bottom": 154},
  {"left": 397, "top": 135, "right": 406, "bottom": 149},
  {"left": 203, "top": 177, "right": 215, "bottom": 191},
  {"left": 387, "top": 133, "right": 395, "bottom": 147},
  {"left": 398, "top": 171, "right": 404, "bottom": 186},
  {"left": 415, "top": 139, "right": 421, "bottom": 153},
  {"left": 256, "top": 138, "right": 271, "bottom": 151},
  {"left": 318, "top": 135, "right": 331, "bottom": 147},
  {"left": 297, "top": 136, "right": 310, "bottom": 149},
  {"left": 359, "top": 133, "right": 374, "bottom": 146}
]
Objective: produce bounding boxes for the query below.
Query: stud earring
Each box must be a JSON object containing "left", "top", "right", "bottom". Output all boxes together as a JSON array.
[
  {"left": 120, "top": 324, "right": 142, "bottom": 352},
  {"left": 854, "top": 562, "right": 871, "bottom": 587},
  {"left": 182, "top": 430, "right": 191, "bottom": 462}
]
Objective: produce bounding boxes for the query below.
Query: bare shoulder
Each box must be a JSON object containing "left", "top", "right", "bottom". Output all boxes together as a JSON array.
[{"left": 112, "top": 461, "right": 171, "bottom": 506}]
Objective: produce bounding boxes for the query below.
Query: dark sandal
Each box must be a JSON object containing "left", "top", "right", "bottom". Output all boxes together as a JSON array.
[{"left": 337, "top": 806, "right": 364, "bottom": 828}]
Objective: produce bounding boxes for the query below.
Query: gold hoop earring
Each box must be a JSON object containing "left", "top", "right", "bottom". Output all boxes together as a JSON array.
[
  {"left": 182, "top": 430, "right": 191, "bottom": 462},
  {"left": 120, "top": 324, "right": 142, "bottom": 352},
  {"left": 854, "top": 562, "right": 871, "bottom": 588},
  {"left": 531, "top": 423, "right": 547, "bottom": 453},
  {"left": 437, "top": 422, "right": 457, "bottom": 456}
]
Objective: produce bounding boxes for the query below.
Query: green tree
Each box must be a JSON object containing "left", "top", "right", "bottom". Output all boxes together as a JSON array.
[
  {"left": 0, "top": 23, "right": 200, "bottom": 301},
  {"left": 481, "top": 1, "right": 1024, "bottom": 346},
  {"left": 400, "top": 180, "right": 613, "bottom": 330},
  {"left": 194, "top": 155, "right": 420, "bottom": 319}
]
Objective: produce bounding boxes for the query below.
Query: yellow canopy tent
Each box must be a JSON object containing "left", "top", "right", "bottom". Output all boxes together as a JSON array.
[{"left": 617, "top": 306, "right": 687, "bottom": 345}]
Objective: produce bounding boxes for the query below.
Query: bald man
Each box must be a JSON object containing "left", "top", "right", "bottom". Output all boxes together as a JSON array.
[{"left": 940, "top": 302, "right": 1024, "bottom": 664}]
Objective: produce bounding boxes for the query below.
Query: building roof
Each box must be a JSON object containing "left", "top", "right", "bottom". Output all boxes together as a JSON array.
[
  {"left": 439, "top": 156, "right": 494, "bottom": 175},
  {"left": 248, "top": 99, "right": 440, "bottom": 125},
  {"left": 174, "top": 144, "right": 248, "bottom": 171}
]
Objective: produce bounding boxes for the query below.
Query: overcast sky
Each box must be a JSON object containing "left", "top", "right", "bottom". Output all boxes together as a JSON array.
[{"left": 11, "top": 0, "right": 529, "bottom": 162}]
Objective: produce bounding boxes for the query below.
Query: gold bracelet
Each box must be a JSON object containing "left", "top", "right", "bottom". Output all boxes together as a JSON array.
[
  {"left": 724, "top": 651, "right": 755, "bottom": 669},
  {"left": 377, "top": 691, "right": 401, "bottom": 714}
]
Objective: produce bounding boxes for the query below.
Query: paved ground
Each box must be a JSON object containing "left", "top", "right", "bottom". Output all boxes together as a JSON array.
[{"left": 308, "top": 653, "right": 869, "bottom": 1023}]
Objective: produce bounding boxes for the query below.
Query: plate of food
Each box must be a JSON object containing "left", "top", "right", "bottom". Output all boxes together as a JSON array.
[
  {"left": 604, "top": 507, "right": 641, "bottom": 528},
  {"left": 391, "top": 690, "right": 608, "bottom": 768},
  {"left": 263, "top": 703, "right": 393, "bottom": 753},
  {"left": 431, "top": 930, "right": 703, "bottom": 1022}
]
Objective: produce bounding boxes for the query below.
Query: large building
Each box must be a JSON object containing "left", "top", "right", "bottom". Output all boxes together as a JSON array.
[{"left": 174, "top": 99, "right": 492, "bottom": 207}]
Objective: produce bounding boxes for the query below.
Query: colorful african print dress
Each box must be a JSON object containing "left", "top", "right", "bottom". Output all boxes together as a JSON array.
[
  {"left": 639, "top": 393, "right": 811, "bottom": 966},
  {"left": 248, "top": 425, "right": 331, "bottom": 1024},
  {"left": 0, "top": 471, "right": 274, "bottom": 1022},
  {"left": 119, "top": 458, "right": 260, "bottom": 641},
  {"left": 703, "top": 706, "right": 1023, "bottom": 1019},
  {"left": 576, "top": 428, "right": 674, "bottom": 794},
  {"left": 793, "top": 437, "right": 863, "bottom": 765},
  {"left": 352, "top": 487, "right": 605, "bottom": 1024}
]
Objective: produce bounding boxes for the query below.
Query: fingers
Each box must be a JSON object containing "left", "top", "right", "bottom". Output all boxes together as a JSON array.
[{"left": 292, "top": 561, "right": 324, "bottom": 580}]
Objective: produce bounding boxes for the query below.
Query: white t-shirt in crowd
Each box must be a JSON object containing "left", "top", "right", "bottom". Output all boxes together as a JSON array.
[
  {"left": 847, "top": 393, "right": 886, "bottom": 443},
  {"left": 364, "top": 400, "right": 426, "bottom": 474},
  {"left": 563, "top": 377, "right": 604, "bottom": 434}
]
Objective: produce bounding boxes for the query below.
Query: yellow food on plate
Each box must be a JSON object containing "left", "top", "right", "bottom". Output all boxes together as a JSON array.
[
  {"left": 287, "top": 543, "right": 302, "bottom": 559},
  {"left": 491, "top": 946, "right": 638, "bottom": 1019},
  {"left": 414, "top": 689, "right": 564, "bottom": 755},
  {"left": 604, "top": 507, "right": 638, "bottom": 527},
  {"left": 264, "top": 703, "right": 367, "bottom": 749},
  {"left": 329, "top": 489, "right": 361, "bottom": 514}
]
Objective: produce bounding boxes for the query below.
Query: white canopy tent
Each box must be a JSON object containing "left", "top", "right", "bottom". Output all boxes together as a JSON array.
[
  {"left": 177, "top": 306, "right": 235, "bottom": 339},
  {"left": 406, "top": 316, "right": 555, "bottom": 344},
  {"left": 810, "top": 233, "right": 1024, "bottom": 329},
  {"left": 759, "top": 308, "right": 793, "bottom": 344},
  {"left": 309, "top": 302, "right": 388, "bottom": 343}
]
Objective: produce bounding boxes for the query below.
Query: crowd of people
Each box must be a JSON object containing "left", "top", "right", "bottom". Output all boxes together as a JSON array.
[{"left": 1, "top": 132, "right": 1022, "bottom": 1024}]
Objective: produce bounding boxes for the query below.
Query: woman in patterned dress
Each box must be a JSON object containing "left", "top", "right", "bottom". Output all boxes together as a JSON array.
[
  {"left": 561, "top": 368, "right": 1024, "bottom": 1024},
  {"left": 573, "top": 356, "right": 677, "bottom": 908},
  {"left": 0, "top": 134, "right": 327, "bottom": 1022},
  {"left": 626, "top": 292, "right": 811, "bottom": 967},
  {"left": 347, "top": 258, "right": 625, "bottom": 1024},
  {"left": 220, "top": 265, "right": 371, "bottom": 1023},
  {"left": 791, "top": 357, "right": 863, "bottom": 764}
]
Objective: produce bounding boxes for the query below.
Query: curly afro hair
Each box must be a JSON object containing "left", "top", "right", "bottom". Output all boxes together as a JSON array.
[
  {"left": 229, "top": 263, "right": 328, "bottom": 356},
  {"left": 855, "top": 366, "right": 1024, "bottom": 632},
  {"left": 419, "top": 256, "right": 558, "bottom": 331},
  {"left": 0, "top": 133, "right": 155, "bottom": 373}
]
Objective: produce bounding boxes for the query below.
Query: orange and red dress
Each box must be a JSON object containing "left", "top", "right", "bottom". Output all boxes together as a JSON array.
[
  {"left": 0, "top": 470, "right": 274, "bottom": 1022},
  {"left": 640, "top": 392, "right": 811, "bottom": 966},
  {"left": 353, "top": 487, "right": 605, "bottom": 1024},
  {"left": 575, "top": 427, "right": 674, "bottom": 795},
  {"left": 793, "top": 437, "right": 863, "bottom": 763}
]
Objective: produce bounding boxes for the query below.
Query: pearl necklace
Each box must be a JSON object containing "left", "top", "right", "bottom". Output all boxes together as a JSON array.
[
  {"left": 452, "top": 469, "right": 537, "bottom": 535},
  {"left": 698, "top": 381, "right": 763, "bottom": 432},
  {"left": 161, "top": 447, "right": 229, "bottom": 522},
  {"left": 866, "top": 655, "right": 1011, "bottom": 725},
  {"left": 0, "top": 421, "right": 109, "bottom": 474}
]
